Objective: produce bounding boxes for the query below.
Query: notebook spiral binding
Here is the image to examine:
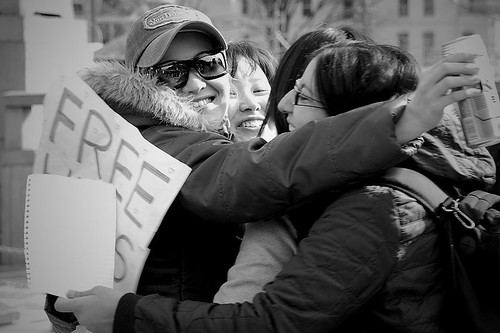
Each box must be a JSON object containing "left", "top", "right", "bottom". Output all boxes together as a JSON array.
[{"left": 24, "top": 176, "right": 31, "bottom": 283}]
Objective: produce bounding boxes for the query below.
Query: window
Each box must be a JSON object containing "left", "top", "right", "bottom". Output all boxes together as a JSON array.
[
  {"left": 398, "top": 32, "right": 409, "bottom": 51},
  {"left": 459, "top": 0, "right": 479, "bottom": 13},
  {"left": 242, "top": 0, "right": 248, "bottom": 15},
  {"left": 423, "top": 32, "right": 435, "bottom": 65},
  {"left": 424, "top": 0, "right": 434, "bottom": 16},
  {"left": 343, "top": 0, "right": 354, "bottom": 19},
  {"left": 73, "top": 3, "right": 84, "bottom": 16},
  {"left": 399, "top": 0, "right": 408, "bottom": 16},
  {"left": 468, "top": 0, "right": 477, "bottom": 12},
  {"left": 303, "top": 0, "right": 313, "bottom": 17}
]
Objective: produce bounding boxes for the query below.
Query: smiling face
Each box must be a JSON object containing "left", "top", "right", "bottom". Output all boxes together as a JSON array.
[
  {"left": 228, "top": 56, "right": 271, "bottom": 141},
  {"left": 159, "top": 31, "right": 230, "bottom": 129},
  {"left": 277, "top": 57, "right": 328, "bottom": 131}
]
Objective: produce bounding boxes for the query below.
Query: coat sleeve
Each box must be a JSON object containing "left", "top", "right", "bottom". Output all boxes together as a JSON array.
[
  {"left": 113, "top": 187, "right": 401, "bottom": 333},
  {"left": 147, "top": 100, "right": 409, "bottom": 224}
]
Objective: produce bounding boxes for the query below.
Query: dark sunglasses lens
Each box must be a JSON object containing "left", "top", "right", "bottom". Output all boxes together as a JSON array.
[
  {"left": 157, "top": 63, "right": 189, "bottom": 88},
  {"left": 196, "top": 53, "right": 226, "bottom": 78}
]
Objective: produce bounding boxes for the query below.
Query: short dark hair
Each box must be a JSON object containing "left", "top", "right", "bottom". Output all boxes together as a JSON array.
[
  {"left": 226, "top": 40, "right": 277, "bottom": 83},
  {"left": 313, "top": 42, "right": 419, "bottom": 117}
]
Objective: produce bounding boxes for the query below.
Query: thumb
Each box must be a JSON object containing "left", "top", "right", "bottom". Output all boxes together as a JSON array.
[
  {"left": 67, "top": 287, "right": 97, "bottom": 299},
  {"left": 54, "top": 297, "right": 77, "bottom": 313}
]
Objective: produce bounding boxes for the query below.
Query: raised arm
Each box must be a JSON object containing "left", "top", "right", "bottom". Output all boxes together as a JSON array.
[
  {"left": 163, "top": 52, "right": 480, "bottom": 224},
  {"left": 149, "top": 98, "right": 406, "bottom": 223},
  {"left": 396, "top": 52, "right": 480, "bottom": 143}
]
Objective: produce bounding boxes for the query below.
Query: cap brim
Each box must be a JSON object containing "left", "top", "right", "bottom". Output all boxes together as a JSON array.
[{"left": 136, "top": 21, "right": 227, "bottom": 68}]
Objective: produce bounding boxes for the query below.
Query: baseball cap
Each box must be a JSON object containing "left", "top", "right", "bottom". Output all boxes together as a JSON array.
[{"left": 125, "top": 4, "right": 227, "bottom": 69}]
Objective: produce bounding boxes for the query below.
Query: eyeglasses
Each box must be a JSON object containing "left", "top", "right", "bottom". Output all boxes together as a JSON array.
[
  {"left": 147, "top": 50, "right": 228, "bottom": 89},
  {"left": 293, "top": 80, "right": 325, "bottom": 109}
]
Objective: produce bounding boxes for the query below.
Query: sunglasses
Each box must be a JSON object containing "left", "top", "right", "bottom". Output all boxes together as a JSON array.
[
  {"left": 147, "top": 50, "right": 228, "bottom": 89},
  {"left": 293, "top": 79, "right": 325, "bottom": 109}
]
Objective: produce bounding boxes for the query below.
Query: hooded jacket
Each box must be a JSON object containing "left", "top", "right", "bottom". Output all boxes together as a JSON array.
[
  {"left": 78, "top": 60, "right": 500, "bottom": 333},
  {"left": 80, "top": 61, "right": 496, "bottom": 333},
  {"left": 77, "top": 61, "right": 418, "bottom": 306},
  {"left": 113, "top": 98, "right": 496, "bottom": 333}
]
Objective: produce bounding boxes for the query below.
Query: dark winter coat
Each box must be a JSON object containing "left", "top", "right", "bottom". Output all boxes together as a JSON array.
[
  {"left": 78, "top": 61, "right": 413, "bottom": 305},
  {"left": 114, "top": 104, "right": 495, "bottom": 333},
  {"left": 77, "top": 61, "right": 491, "bottom": 333}
]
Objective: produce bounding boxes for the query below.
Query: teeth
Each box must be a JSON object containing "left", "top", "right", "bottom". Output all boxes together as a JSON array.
[
  {"left": 191, "top": 98, "right": 211, "bottom": 108},
  {"left": 240, "top": 120, "right": 263, "bottom": 128}
]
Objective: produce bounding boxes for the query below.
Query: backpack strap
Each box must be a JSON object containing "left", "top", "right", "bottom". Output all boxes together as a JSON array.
[
  {"left": 381, "top": 167, "right": 448, "bottom": 213},
  {"left": 382, "top": 168, "right": 500, "bottom": 331},
  {"left": 380, "top": 168, "right": 476, "bottom": 228}
]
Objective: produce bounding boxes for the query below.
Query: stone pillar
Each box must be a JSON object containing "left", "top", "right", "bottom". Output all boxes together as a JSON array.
[{"left": 0, "top": 0, "right": 94, "bottom": 265}]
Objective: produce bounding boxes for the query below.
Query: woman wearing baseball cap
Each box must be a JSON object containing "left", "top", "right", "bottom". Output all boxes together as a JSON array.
[
  {"left": 50, "top": 4, "right": 483, "bottom": 333},
  {"left": 125, "top": 4, "right": 231, "bottom": 132}
]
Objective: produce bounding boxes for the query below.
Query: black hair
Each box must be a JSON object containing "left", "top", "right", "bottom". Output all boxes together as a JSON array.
[
  {"left": 313, "top": 42, "right": 419, "bottom": 117},
  {"left": 260, "top": 26, "right": 374, "bottom": 135},
  {"left": 226, "top": 40, "right": 277, "bottom": 83}
]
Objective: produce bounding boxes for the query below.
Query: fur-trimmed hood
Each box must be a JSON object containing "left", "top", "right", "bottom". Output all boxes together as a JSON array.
[{"left": 78, "top": 61, "right": 213, "bottom": 132}]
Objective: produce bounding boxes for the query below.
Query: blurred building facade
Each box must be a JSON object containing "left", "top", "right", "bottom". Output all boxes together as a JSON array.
[
  {"left": 370, "top": 0, "right": 500, "bottom": 72},
  {"left": 1, "top": 0, "right": 500, "bottom": 266},
  {"left": 0, "top": 0, "right": 96, "bottom": 265},
  {"left": 76, "top": 0, "right": 500, "bottom": 76},
  {"left": 201, "top": 0, "right": 500, "bottom": 74}
]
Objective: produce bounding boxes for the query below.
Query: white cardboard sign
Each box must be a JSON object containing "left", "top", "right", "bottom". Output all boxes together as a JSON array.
[{"left": 33, "top": 75, "right": 191, "bottom": 292}]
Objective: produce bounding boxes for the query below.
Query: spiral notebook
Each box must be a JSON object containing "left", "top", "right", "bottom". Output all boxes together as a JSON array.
[{"left": 24, "top": 174, "right": 116, "bottom": 297}]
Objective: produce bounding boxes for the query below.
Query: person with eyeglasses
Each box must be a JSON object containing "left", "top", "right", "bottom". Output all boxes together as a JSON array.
[
  {"left": 214, "top": 28, "right": 373, "bottom": 305},
  {"left": 51, "top": 4, "right": 485, "bottom": 332},
  {"left": 261, "top": 41, "right": 493, "bottom": 332},
  {"left": 214, "top": 29, "right": 493, "bottom": 318},
  {"left": 213, "top": 29, "right": 368, "bottom": 305},
  {"left": 258, "top": 26, "right": 375, "bottom": 137}
]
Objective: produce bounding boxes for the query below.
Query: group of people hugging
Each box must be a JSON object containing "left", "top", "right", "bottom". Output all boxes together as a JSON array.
[{"left": 45, "top": 4, "right": 498, "bottom": 333}]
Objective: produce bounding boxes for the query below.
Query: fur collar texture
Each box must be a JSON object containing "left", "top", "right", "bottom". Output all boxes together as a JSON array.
[{"left": 78, "top": 61, "right": 212, "bottom": 132}]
